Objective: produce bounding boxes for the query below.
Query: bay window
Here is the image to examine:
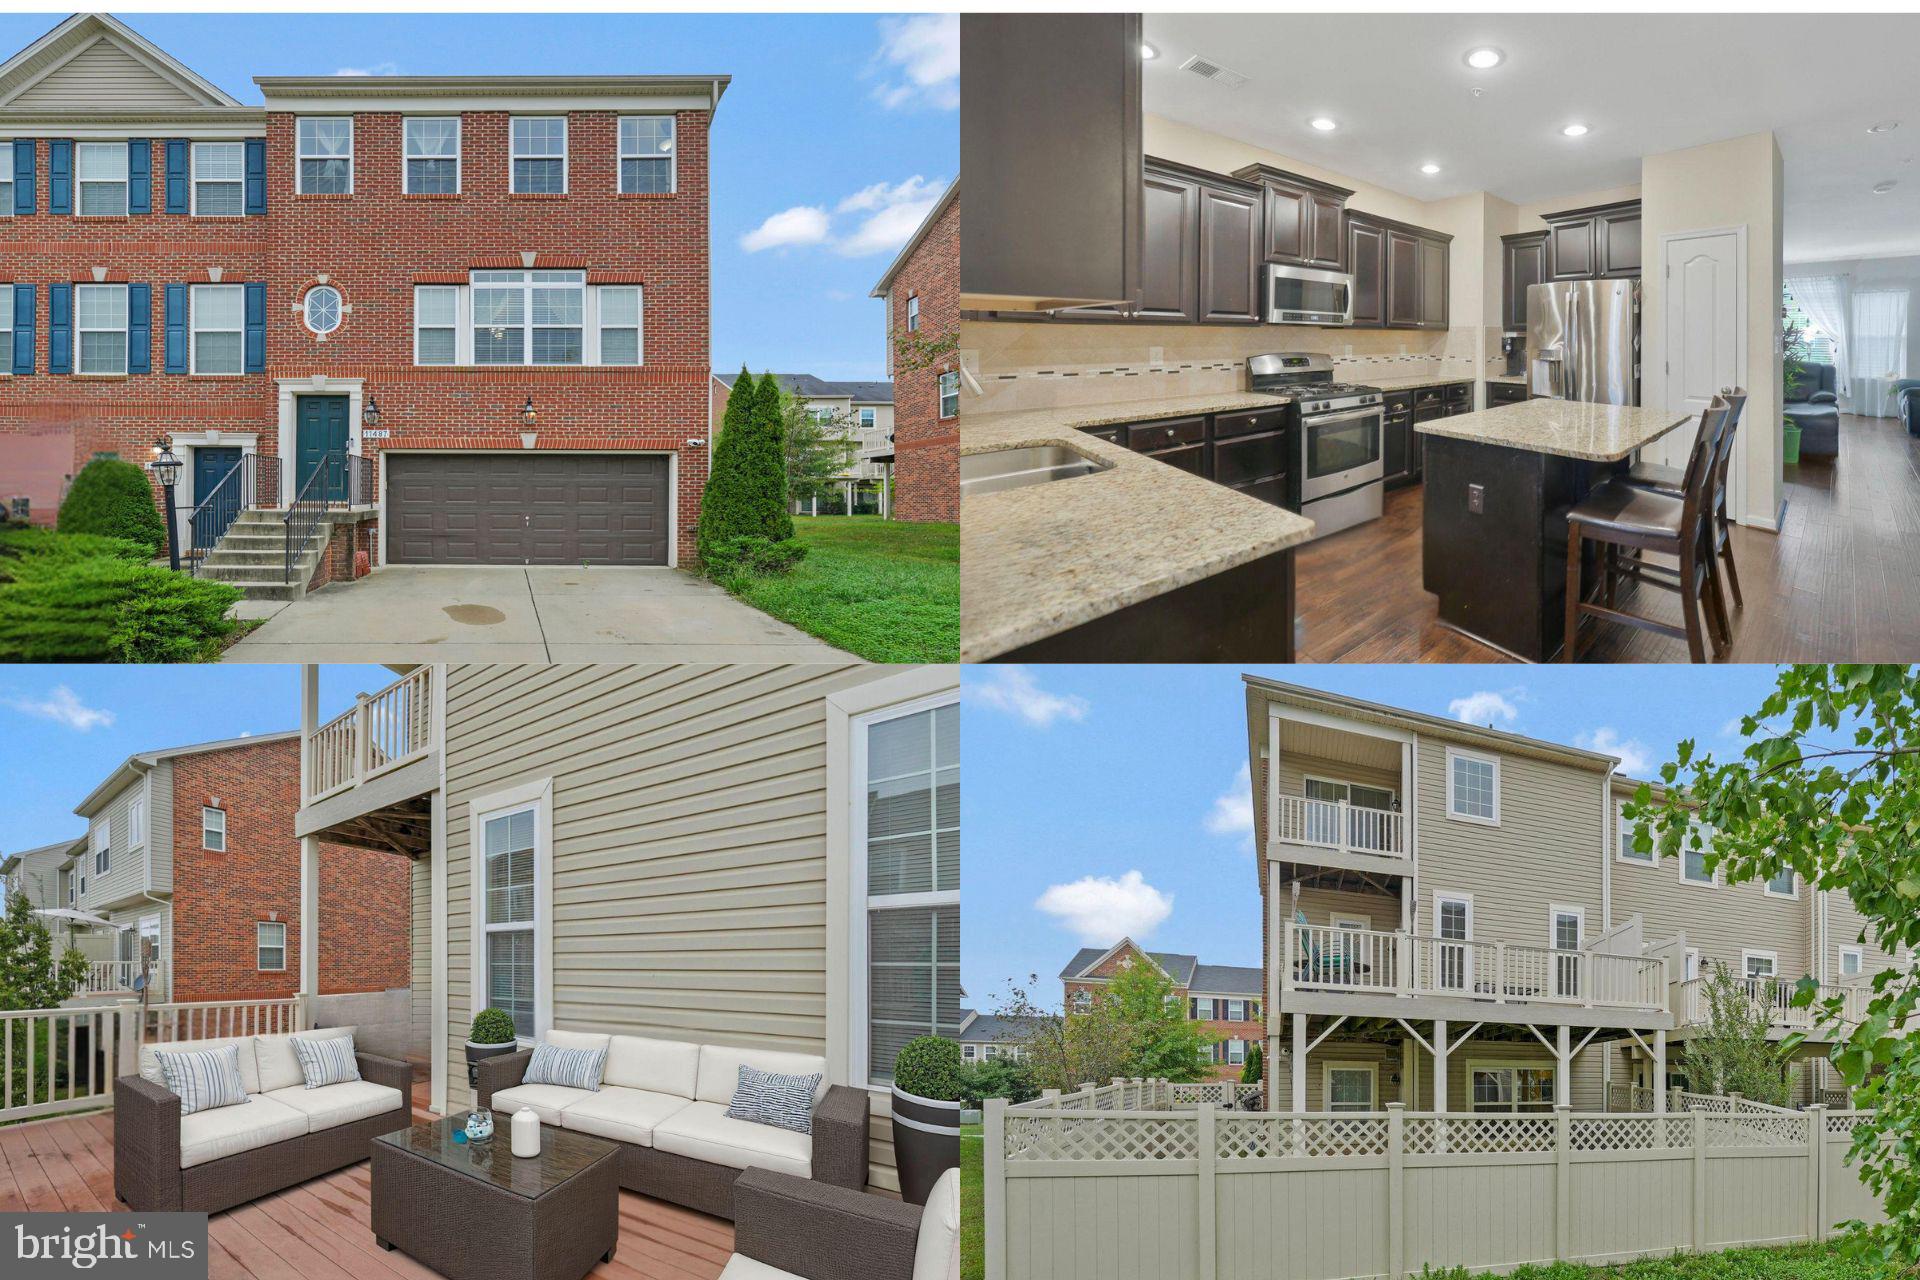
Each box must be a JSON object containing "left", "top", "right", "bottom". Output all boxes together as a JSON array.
[
  {"left": 75, "top": 284, "right": 128, "bottom": 375},
  {"left": 190, "top": 284, "right": 244, "bottom": 374},
  {"left": 76, "top": 142, "right": 128, "bottom": 216},
  {"left": 192, "top": 142, "right": 244, "bottom": 216},
  {"left": 618, "top": 116, "right": 674, "bottom": 194}
]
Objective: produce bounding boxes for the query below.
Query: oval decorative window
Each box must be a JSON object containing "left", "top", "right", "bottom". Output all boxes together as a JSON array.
[{"left": 303, "top": 285, "right": 342, "bottom": 335}]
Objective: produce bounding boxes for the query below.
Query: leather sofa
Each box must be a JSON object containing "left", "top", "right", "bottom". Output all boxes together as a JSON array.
[{"left": 1785, "top": 362, "right": 1840, "bottom": 457}]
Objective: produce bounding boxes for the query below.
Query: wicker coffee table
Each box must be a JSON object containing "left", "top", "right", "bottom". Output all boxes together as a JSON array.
[{"left": 371, "top": 1111, "right": 620, "bottom": 1280}]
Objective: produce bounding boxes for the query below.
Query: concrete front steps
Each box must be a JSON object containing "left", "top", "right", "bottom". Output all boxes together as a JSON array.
[{"left": 191, "top": 508, "right": 326, "bottom": 602}]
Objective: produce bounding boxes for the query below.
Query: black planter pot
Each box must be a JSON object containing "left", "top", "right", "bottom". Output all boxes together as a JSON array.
[
  {"left": 890, "top": 1085, "right": 962, "bottom": 1206},
  {"left": 465, "top": 1039, "right": 516, "bottom": 1088}
]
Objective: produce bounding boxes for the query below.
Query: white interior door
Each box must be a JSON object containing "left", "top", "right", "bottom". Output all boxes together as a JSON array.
[{"left": 1659, "top": 229, "right": 1746, "bottom": 512}]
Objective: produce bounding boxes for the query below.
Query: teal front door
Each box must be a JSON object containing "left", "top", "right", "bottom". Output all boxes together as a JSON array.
[{"left": 294, "top": 395, "right": 351, "bottom": 501}]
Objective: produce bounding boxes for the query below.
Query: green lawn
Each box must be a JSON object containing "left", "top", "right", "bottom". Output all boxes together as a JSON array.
[
  {"left": 961, "top": 1123, "right": 983, "bottom": 1280},
  {"left": 722, "top": 516, "right": 958, "bottom": 663},
  {"left": 1424, "top": 1244, "right": 1875, "bottom": 1279}
]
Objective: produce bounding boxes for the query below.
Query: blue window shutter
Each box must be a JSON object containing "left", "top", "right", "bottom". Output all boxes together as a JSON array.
[
  {"left": 48, "top": 139, "right": 71, "bottom": 215},
  {"left": 244, "top": 282, "right": 266, "bottom": 372},
  {"left": 11, "top": 284, "right": 34, "bottom": 374},
  {"left": 47, "top": 283, "right": 71, "bottom": 374},
  {"left": 11, "top": 140, "right": 33, "bottom": 215},
  {"left": 127, "top": 140, "right": 151, "bottom": 215},
  {"left": 164, "top": 285, "right": 188, "bottom": 374},
  {"left": 127, "top": 283, "right": 152, "bottom": 374},
  {"left": 164, "top": 140, "right": 188, "bottom": 214},
  {"left": 244, "top": 138, "right": 266, "bottom": 214}
]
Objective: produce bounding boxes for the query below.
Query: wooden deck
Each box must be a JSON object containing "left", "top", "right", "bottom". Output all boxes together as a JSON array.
[{"left": 0, "top": 1108, "right": 733, "bottom": 1280}]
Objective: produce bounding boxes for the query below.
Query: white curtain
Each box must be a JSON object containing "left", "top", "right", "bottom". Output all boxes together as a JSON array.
[
  {"left": 1850, "top": 289, "right": 1909, "bottom": 380},
  {"left": 1784, "top": 274, "right": 1850, "bottom": 395}
]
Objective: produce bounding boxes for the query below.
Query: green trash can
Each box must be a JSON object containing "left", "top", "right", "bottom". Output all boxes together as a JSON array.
[{"left": 1782, "top": 420, "right": 1802, "bottom": 464}]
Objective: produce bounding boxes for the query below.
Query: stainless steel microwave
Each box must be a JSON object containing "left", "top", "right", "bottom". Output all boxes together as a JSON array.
[{"left": 1263, "top": 263, "right": 1354, "bottom": 326}]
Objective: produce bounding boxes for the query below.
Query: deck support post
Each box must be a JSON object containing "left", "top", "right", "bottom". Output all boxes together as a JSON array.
[
  {"left": 1555, "top": 1024, "right": 1571, "bottom": 1106},
  {"left": 1432, "top": 1019, "right": 1447, "bottom": 1111},
  {"left": 1653, "top": 1029, "right": 1668, "bottom": 1112},
  {"left": 1291, "top": 1013, "right": 1307, "bottom": 1113},
  {"left": 298, "top": 834, "right": 320, "bottom": 1011}
]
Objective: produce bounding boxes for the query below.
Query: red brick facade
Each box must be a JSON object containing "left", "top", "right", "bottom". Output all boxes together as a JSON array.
[
  {"left": 168, "top": 738, "right": 409, "bottom": 1002},
  {"left": 1065, "top": 941, "right": 1264, "bottom": 1081},
  {"left": 880, "top": 191, "right": 958, "bottom": 523}
]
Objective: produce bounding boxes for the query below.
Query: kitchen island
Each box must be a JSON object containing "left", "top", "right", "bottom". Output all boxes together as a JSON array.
[
  {"left": 962, "top": 394, "right": 1316, "bottom": 662},
  {"left": 1417, "top": 399, "right": 1690, "bottom": 661}
]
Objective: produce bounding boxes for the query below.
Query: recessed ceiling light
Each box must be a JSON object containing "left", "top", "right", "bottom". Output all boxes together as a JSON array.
[
  {"left": 1867, "top": 120, "right": 1899, "bottom": 134},
  {"left": 1562, "top": 123, "right": 1590, "bottom": 138},
  {"left": 1309, "top": 117, "right": 1337, "bottom": 132},
  {"left": 1140, "top": 42, "right": 1158, "bottom": 60},
  {"left": 1420, "top": 163, "right": 1441, "bottom": 175},
  {"left": 1464, "top": 47, "right": 1504, "bottom": 70},
  {"left": 1873, "top": 180, "right": 1898, "bottom": 195}
]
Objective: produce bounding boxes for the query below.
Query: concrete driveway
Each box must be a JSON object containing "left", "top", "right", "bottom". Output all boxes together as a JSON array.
[{"left": 223, "top": 566, "right": 857, "bottom": 662}]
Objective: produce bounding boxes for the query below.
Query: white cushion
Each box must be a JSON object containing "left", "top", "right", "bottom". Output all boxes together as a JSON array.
[
  {"left": 255, "top": 1028, "right": 356, "bottom": 1094},
  {"left": 558, "top": 1085, "right": 692, "bottom": 1148},
  {"left": 719, "top": 1257, "right": 799, "bottom": 1280},
  {"left": 694, "top": 1045, "right": 829, "bottom": 1108},
  {"left": 652, "top": 1101, "right": 812, "bottom": 1180},
  {"left": 913, "top": 1168, "right": 963, "bottom": 1280},
  {"left": 604, "top": 1035, "right": 700, "bottom": 1098},
  {"left": 543, "top": 1029, "right": 612, "bottom": 1056},
  {"left": 490, "top": 1082, "right": 593, "bottom": 1126},
  {"left": 178, "top": 1094, "right": 308, "bottom": 1169},
  {"left": 262, "top": 1081, "right": 403, "bottom": 1133},
  {"left": 140, "top": 1036, "right": 261, "bottom": 1096}
]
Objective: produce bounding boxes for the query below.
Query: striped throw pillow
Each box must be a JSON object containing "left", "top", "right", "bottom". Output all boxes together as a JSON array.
[
  {"left": 725, "top": 1065, "right": 820, "bottom": 1135},
  {"left": 155, "top": 1043, "right": 249, "bottom": 1116},
  {"left": 524, "top": 1041, "right": 606, "bottom": 1092},
  {"left": 292, "top": 1033, "right": 362, "bottom": 1089}
]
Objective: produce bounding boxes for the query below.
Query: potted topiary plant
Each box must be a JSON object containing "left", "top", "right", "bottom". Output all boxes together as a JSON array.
[
  {"left": 465, "top": 1008, "right": 518, "bottom": 1087},
  {"left": 890, "top": 1035, "right": 963, "bottom": 1207}
]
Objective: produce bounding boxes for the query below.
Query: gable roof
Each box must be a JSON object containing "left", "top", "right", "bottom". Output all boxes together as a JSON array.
[
  {"left": 75, "top": 730, "right": 299, "bottom": 818},
  {"left": 715, "top": 373, "right": 893, "bottom": 403},
  {"left": 1059, "top": 939, "right": 1199, "bottom": 987},
  {"left": 871, "top": 179, "right": 958, "bottom": 298},
  {"left": 1189, "top": 963, "right": 1263, "bottom": 996},
  {"left": 956, "top": 1010, "right": 1047, "bottom": 1042},
  {"left": 0, "top": 13, "right": 242, "bottom": 112}
]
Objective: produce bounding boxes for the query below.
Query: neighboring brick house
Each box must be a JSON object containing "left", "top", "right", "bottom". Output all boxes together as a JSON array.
[
  {"left": 870, "top": 180, "right": 958, "bottom": 523},
  {"left": 0, "top": 13, "right": 724, "bottom": 574},
  {"left": 711, "top": 372, "right": 896, "bottom": 513},
  {"left": 64, "top": 731, "right": 409, "bottom": 1007},
  {"left": 957, "top": 1009, "right": 1044, "bottom": 1064},
  {"left": 1060, "top": 938, "right": 1265, "bottom": 1080}
]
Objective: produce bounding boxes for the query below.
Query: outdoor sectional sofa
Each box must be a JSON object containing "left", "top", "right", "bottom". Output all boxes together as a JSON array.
[
  {"left": 475, "top": 1029, "right": 869, "bottom": 1221},
  {"left": 115, "top": 1026, "right": 413, "bottom": 1213}
]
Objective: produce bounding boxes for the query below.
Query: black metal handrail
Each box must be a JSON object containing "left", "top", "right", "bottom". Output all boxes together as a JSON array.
[
  {"left": 184, "top": 454, "right": 279, "bottom": 577},
  {"left": 284, "top": 451, "right": 340, "bottom": 583}
]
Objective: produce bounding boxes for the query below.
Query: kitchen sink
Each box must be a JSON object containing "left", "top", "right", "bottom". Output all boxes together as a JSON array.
[{"left": 960, "top": 445, "right": 1113, "bottom": 497}]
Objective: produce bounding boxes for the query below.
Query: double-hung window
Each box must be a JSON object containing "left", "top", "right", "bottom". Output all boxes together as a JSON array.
[
  {"left": 618, "top": 116, "right": 674, "bottom": 194},
  {"left": 938, "top": 370, "right": 959, "bottom": 420},
  {"left": 906, "top": 294, "right": 919, "bottom": 332},
  {"left": 192, "top": 142, "right": 244, "bottom": 216},
  {"left": 76, "top": 142, "right": 128, "bottom": 216},
  {"left": 1617, "top": 799, "right": 1654, "bottom": 863},
  {"left": 597, "top": 286, "right": 642, "bottom": 365},
  {"left": 404, "top": 117, "right": 460, "bottom": 194},
  {"left": 190, "top": 284, "right": 244, "bottom": 375},
  {"left": 127, "top": 793, "right": 145, "bottom": 849},
  {"left": 414, "top": 286, "right": 458, "bottom": 365},
  {"left": 1224, "top": 998, "right": 1246, "bottom": 1022},
  {"left": 1446, "top": 749, "right": 1499, "bottom": 824},
  {"left": 1680, "top": 834, "right": 1715, "bottom": 885},
  {"left": 510, "top": 117, "right": 566, "bottom": 194},
  {"left": 859, "top": 407, "right": 877, "bottom": 430},
  {"left": 473, "top": 270, "right": 583, "bottom": 365},
  {"left": 296, "top": 118, "right": 353, "bottom": 194},
  {"left": 256, "top": 922, "right": 286, "bottom": 971},
  {"left": 0, "top": 152, "right": 11, "bottom": 214},
  {"left": 1765, "top": 866, "right": 1796, "bottom": 897},
  {"left": 75, "top": 285, "right": 128, "bottom": 375},
  {"left": 482, "top": 806, "right": 538, "bottom": 1039},
  {"left": 1839, "top": 946, "right": 1863, "bottom": 980},
  {"left": 91, "top": 823, "right": 109, "bottom": 876},
  {"left": 202, "top": 806, "right": 226, "bottom": 852},
  {"left": 1326, "top": 1064, "right": 1375, "bottom": 1112}
]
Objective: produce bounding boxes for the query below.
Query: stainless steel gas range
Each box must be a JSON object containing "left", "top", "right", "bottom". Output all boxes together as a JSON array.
[{"left": 1249, "top": 352, "right": 1384, "bottom": 538}]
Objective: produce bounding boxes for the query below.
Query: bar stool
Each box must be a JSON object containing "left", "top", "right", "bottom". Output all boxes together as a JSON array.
[
  {"left": 1563, "top": 398, "right": 1730, "bottom": 663},
  {"left": 1619, "top": 387, "right": 1748, "bottom": 620}
]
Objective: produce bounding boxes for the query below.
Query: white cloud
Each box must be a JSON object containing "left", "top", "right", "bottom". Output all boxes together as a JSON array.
[
  {"left": 739, "top": 205, "right": 832, "bottom": 253},
  {"left": 871, "top": 14, "right": 959, "bottom": 111},
  {"left": 836, "top": 192, "right": 942, "bottom": 257},
  {"left": 1036, "top": 871, "right": 1173, "bottom": 946},
  {"left": 967, "top": 665, "right": 1089, "bottom": 728},
  {"left": 2, "top": 685, "right": 114, "bottom": 732},
  {"left": 1204, "top": 761, "right": 1255, "bottom": 852},
  {"left": 334, "top": 61, "right": 399, "bottom": 76},
  {"left": 1447, "top": 690, "right": 1520, "bottom": 727},
  {"left": 838, "top": 175, "right": 941, "bottom": 215},
  {"left": 1577, "top": 727, "right": 1654, "bottom": 777}
]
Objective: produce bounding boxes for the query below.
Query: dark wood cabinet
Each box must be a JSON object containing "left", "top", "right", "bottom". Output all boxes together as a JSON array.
[
  {"left": 1195, "top": 182, "right": 1260, "bottom": 324},
  {"left": 1386, "top": 230, "right": 1421, "bottom": 328},
  {"left": 1260, "top": 182, "right": 1310, "bottom": 264},
  {"left": 1234, "top": 164, "right": 1350, "bottom": 269},
  {"left": 1541, "top": 200, "right": 1643, "bottom": 283},
  {"left": 1549, "top": 218, "right": 1596, "bottom": 280},
  {"left": 1501, "top": 232, "right": 1548, "bottom": 332},
  {"left": 1597, "top": 205, "right": 1641, "bottom": 277},
  {"left": 1348, "top": 217, "right": 1386, "bottom": 327},
  {"left": 1488, "top": 381, "right": 1529, "bottom": 405},
  {"left": 1419, "top": 238, "right": 1449, "bottom": 328},
  {"left": 1310, "top": 193, "right": 1346, "bottom": 268},
  {"left": 1133, "top": 169, "right": 1200, "bottom": 322}
]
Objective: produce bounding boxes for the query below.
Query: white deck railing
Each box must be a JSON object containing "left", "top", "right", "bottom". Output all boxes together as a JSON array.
[
  {"left": 1273, "top": 794, "right": 1406, "bottom": 857},
  {"left": 306, "top": 666, "right": 436, "bottom": 802},
  {"left": 141, "top": 997, "right": 304, "bottom": 1043},
  {"left": 1283, "top": 920, "right": 1667, "bottom": 1010},
  {"left": 1679, "top": 976, "right": 1874, "bottom": 1030},
  {"left": 0, "top": 1006, "right": 123, "bottom": 1124},
  {"left": 78, "top": 960, "right": 166, "bottom": 996}
]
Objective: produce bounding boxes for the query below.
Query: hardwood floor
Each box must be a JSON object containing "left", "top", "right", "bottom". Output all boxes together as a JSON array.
[{"left": 1295, "top": 413, "right": 1920, "bottom": 662}]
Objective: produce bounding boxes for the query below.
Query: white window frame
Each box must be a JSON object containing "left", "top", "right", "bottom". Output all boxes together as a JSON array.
[
  {"left": 0, "top": 156, "right": 12, "bottom": 219},
  {"left": 1432, "top": 890, "right": 1474, "bottom": 992},
  {"left": 201, "top": 806, "right": 226, "bottom": 852},
  {"left": 1742, "top": 949, "right": 1778, "bottom": 980},
  {"left": 1444, "top": 747, "right": 1501, "bottom": 826},
  {"left": 1617, "top": 799, "right": 1654, "bottom": 863},
  {"left": 595, "top": 284, "right": 643, "bottom": 366},
  {"left": 1678, "top": 835, "right": 1716, "bottom": 887},
  {"left": 1225, "top": 1038, "right": 1246, "bottom": 1066},
  {"left": 74, "top": 141, "right": 128, "bottom": 217},
  {"left": 302, "top": 285, "right": 342, "bottom": 337},
  {"left": 468, "top": 269, "right": 588, "bottom": 367},
  {"left": 961, "top": 1043, "right": 977, "bottom": 1062},
  {"left": 1764, "top": 865, "right": 1797, "bottom": 898},
  {"left": 66, "top": 868, "right": 75, "bottom": 906},
  {"left": 294, "top": 117, "right": 353, "bottom": 195},
  {"left": 189, "top": 283, "right": 245, "bottom": 376},
  {"left": 402, "top": 116, "right": 461, "bottom": 195},
  {"left": 859, "top": 407, "right": 876, "bottom": 430},
  {"left": 1323, "top": 1061, "right": 1377, "bottom": 1112},
  {"left": 1685, "top": 947, "right": 1703, "bottom": 982},
  {"left": 1467, "top": 1060, "right": 1556, "bottom": 1113},
  {"left": 1549, "top": 904, "right": 1583, "bottom": 951},
  {"left": 190, "top": 141, "right": 245, "bottom": 217},
  {"left": 617, "top": 115, "right": 675, "bottom": 194},
  {"left": 906, "top": 293, "right": 919, "bottom": 332},
  {"left": 1839, "top": 946, "right": 1863, "bottom": 979},
  {"left": 73, "top": 283, "right": 128, "bottom": 376},
  {"left": 413, "top": 284, "right": 460, "bottom": 366},
  {"left": 91, "top": 822, "right": 109, "bottom": 877},
  {"left": 509, "top": 116, "right": 567, "bottom": 195},
  {"left": 467, "top": 777, "right": 554, "bottom": 1047},
  {"left": 256, "top": 921, "right": 287, "bottom": 972},
  {"left": 0, "top": 285, "right": 12, "bottom": 356},
  {"left": 1224, "top": 999, "right": 1246, "bottom": 1022},
  {"left": 126, "top": 789, "right": 145, "bottom": 851},
  {"left": 939, "top": 370, "right": 959, "bottom": 421}
]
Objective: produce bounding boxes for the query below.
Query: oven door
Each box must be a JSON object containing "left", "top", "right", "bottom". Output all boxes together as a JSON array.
[{"left": 1299, "top": 407, "right": 1384, "bottom": 502}]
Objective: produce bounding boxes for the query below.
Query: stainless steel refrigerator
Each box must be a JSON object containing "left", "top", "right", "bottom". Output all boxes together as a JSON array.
[{"left": 1526, "top": 278, "right": 1640, "bottom": 405}]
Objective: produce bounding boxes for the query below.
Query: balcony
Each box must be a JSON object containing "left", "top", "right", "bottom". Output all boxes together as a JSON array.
[
  {"left": 75, "top": 960, "right": 166, "bottom": 1000},
  {"left": 306, "top": 666, "right": 436, "bottom": 802},
  {"left": 296, "top": 666, "right": 438, "bottom": 855},
  {"left": 1678, "top": 977, "right": 1875, "bottom": 1037},
  {"left": 1273, "top": 794, "right": 1406, "bottom": 859}
]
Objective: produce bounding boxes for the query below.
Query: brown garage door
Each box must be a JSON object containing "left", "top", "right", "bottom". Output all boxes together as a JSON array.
[{"left": 385, "top": 453, "right": 669, "bottom": 565}]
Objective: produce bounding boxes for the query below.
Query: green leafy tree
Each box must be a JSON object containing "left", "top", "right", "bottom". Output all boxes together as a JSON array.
[
  {"left": 1104, "top": 960, "right": 1220, "bottom": 1083},
  {"left": 779, "top": 395, "right": 862, "bottom": 510},
  {"left": 752, "top": 373, "right": 795, "bottom": 541},
  {"left": 0, "top": 886, "right": 90, "bottom": 1110},
  {"left": 1683, "top": 962, "right": 1794, "bottom": 1106},
  {"left": 959, "top": 1056, "right": 1038, "bottom": 1107},
  {"left": 697, "top": 369, "right": 791, "bottom": 567},
  {"left": 57, "top": 458, "right": 166, "bottom": 556},
  {"left": 1242, "top": 1040, "right": 1264, "bottom": 1086},
  {"left": 1630, "top": 664, "right": 1920, "bottom": 1270},
  {"left": 990, "top": 977, "right": 1133, "bottom": 1095}
]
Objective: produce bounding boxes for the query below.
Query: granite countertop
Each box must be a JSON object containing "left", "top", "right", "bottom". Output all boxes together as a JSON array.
[
  {"left": 1415, "top": 400, "right": 1690, "bottom": 462},
  {"left": 1486, "top": 373, "right": 1527, "bottom": 385},
  {"left": 961, "top": 394, "right": 1317, "bottom": 661},
  {"left": 1366, "top": 373, "right": 1478, "bottom": 393}
]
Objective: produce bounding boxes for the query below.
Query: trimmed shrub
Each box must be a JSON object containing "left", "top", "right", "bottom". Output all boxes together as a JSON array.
[
  {"left": 469, "top": 1009, "right": 516, "bottom": 1045},
  {"left": 752, "top": 371, "right": 795, "bottom": 542},
  {"left": 57, "top": 458, "right": 166, "bottom": 556},
  {"left": 704, "top": 534, "right": 807, "bottom": 584},
  {"left": 697, "top": 367, "right": 793, "bottom": 569},
  {"left": 893, "top": 1036, "right": 965, "bottom": 1101},
  {"left": 0, "top": 539, "right": 239, "bottom": 662},
  {"left": 0, "top": 527, "right": 148, "bottom": 566}
]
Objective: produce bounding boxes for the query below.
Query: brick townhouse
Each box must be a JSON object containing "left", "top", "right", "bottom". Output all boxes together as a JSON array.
[
  {"left": 0, "top": 13, "right": 724, "bottom": 573},
  {"left": 1061, "top": 937, "right": 1265, "bottom": 1080},
  {"left": 870, "top": 180, "right": 958, "bottom": 523}
]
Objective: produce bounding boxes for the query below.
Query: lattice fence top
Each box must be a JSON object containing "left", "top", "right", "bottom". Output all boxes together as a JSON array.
[
  {"left": 1703, "top": 1113, "right": 1808, "bottom": 1149},
  {"left": 1216, "top": 1116, "right": 1390, "bottom": 1160},
  {"left": 1826, "top": 1111, "right": 1876, "bottom": 1136},
  {"left": 1404, "top": 1115, "right": 1557, "bottom": 1155},
  {"left": 1570, "top": 1115, "right": 1692, "bottom": 1152},
  {"left": 1677, "top": 1092, "right": 1734, "bottom": 1114},
  {"left": 1004, "top": 1113, "right": 1199, "bottom": 1162}
]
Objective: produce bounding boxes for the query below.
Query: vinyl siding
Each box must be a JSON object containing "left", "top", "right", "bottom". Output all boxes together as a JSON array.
[
  {"left": 1273, "top": 756, "right": 1404, "bottom": 808},
  {"left": 99, "top": 901, "right": 170, "bottom": 996},
  {"left": 1273, "top": 1037, "right": 1609, "bottom": 1111},
  {"left": 149, "top": 759, "right": 175, "bottom": 894},
  {"left": 12, "top": 39, "right": 203, "bottom": 109},
  {"left": 1824, "top": 889, "right": 1904, "bottom": 983},
  {"left": 79, "top": 775, "right": 153, "bottom": 911},
  {"left": 412, "top": 854, "right": 432, "bottom": 1054}
]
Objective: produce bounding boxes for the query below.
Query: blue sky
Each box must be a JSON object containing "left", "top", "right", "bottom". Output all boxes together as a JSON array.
[
  {"left": 1, "top": 665, "right": 394, "bottom": 852},
  {"left": 0, "top": 12, "right": 957, "bottom": 382},
  {"left": 959, "top": 664, "right": 1788, "bottom": 1014}
]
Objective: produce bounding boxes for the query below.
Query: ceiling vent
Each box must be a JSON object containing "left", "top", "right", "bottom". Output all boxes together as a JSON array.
[{"left": 1179, "top": 54, "right": 1249, "bottom": 90}]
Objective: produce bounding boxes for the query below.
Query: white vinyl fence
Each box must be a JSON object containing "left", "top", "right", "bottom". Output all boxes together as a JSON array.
[{"left": 984, "top": 1090, "right": 1886, "bottom": 1280}]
